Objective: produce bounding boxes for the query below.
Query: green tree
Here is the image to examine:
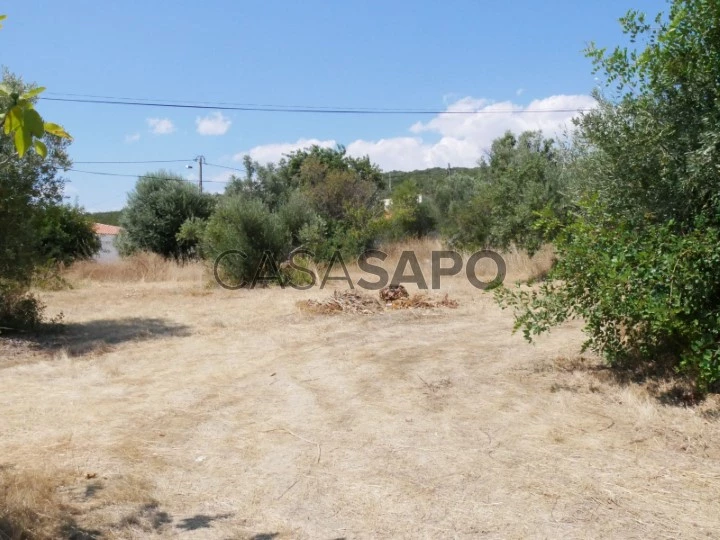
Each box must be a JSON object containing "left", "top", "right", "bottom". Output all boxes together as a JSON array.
[
  {"left": 482, "top": 131, "right": 565, "bottom": 253},
  {"left": 0, "top": 71, "right": 72, "bottom": 284},
  {"left": 202, "top": 196, "right": 292, "bottom": 287},
  {"left": 499, "top": 0, "right": 720, "bottom": 390},
  {"left": 120, "top": 171, "right": 216, "bottom": 259},
  {"left": 221, "top": 145, "right": 386, "bottom": 261},
  {"left": 36, "top": 204, "right": 100, "bottom": 265},
  {"left": 438, "top": 131, "right": 565, "bottom": 253},
  {"left": 388, "top": 180, "right": 437, "bottom": 238},
  {"left": 0, "top": 17, "right": 73, "bottom": 332}
]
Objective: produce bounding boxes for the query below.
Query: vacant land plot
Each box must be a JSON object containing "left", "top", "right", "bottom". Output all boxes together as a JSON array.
[{"left": 1, "top": 257, "right": 719, "bottom": 539}]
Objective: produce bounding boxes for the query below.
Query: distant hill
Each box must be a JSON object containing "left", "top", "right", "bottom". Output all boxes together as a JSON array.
[
  {"left": 89, "top": 210, "right": 123, "bottom": 226},
  {"left": 382, "top": 166, "right": 480, "bottom": 192}
]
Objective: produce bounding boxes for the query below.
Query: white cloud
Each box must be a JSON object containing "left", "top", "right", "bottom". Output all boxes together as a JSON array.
[
  {"left": 516, "top": 88, "right": 525, "bottom": 96},
  {"left": 124, "top": 132, "right": 141, "bottom": 143},
  {"left": 235, "top": 94, "right": 596, "bottom": 171},
  {"left": 233, "top": 138, "right": 336, "bottom": 164},
  {"left": 147, "top": 117, "right": 176, "bottom": 135},
  {"left": 196, "top": 112, "right": 232, "bottom": 136}
]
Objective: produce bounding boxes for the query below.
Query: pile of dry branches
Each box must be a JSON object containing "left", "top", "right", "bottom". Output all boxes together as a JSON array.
[
  {"left": 298, "top": 290, "right": 383, "bottom": 315},
  {"left": 298, "top": 286, "right": 458, "bottom": 315}
]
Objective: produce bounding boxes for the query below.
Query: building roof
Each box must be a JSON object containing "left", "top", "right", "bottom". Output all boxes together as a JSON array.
[{"left": 93, "top": 223, "right": 122, "bottom": 236}]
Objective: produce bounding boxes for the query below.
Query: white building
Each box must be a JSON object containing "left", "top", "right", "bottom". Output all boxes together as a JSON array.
[{"left": 93, "top": 223, "right": 122, "bottom": 263}]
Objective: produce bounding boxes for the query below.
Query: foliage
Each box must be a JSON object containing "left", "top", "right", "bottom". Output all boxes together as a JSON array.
[
  {"left": 384, "top": 166, "right": 479, "bottom": 196},
  {"left": 89, "top": 210, "right": 122, "bottom": 226},
  {"left": 0, "top": 282, "right": 46, "bottom": 332},
  {"left": 221, "top": 146, "right": 386, "bottom": 262},
  {"left": 497, "top": 203, "right": 720, "bottom": 389},
  {"left": 440, "top": 131, "right": 565, "bottom": 253},
  {"left": 202, "top": 196, "right": 292, "bottom": 287},
  {"left": 176, "top": 217, "right": 208, "bottom": 259},
  {"left": 277, "top": 190, "right": 322, "bottom": 245},
  {"left": 36, "top": 204, "right": 100, "bottom": 265},
  {"left": 0, "top": 16, "right": 71, "bottom": 158},
  {"left": 0, "top": 20, "right": 72, "bottom": 332},
  {"left": 0, "top": 72, "right": 71, "bottom": 285},
  {"left": 499, "top": 0, "right": 720, "bottom": 390},
  {"left": 433, "top": 172, "right": 478, "bottom": 216},
  {"left": 120, "top": 171, "right": 216, "bottom": 259},
  {"left": 387, "top": 180, "right": 437, "bottom": 239}
]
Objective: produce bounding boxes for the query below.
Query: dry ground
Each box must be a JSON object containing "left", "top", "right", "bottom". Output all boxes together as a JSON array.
[{"left": 1, "top": 248, "right": 719, "bottom": 539}]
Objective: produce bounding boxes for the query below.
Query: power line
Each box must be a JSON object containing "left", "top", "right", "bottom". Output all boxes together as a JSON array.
[
  {"left": 73, "top": 159, "right": 193, "bottom": 164},
  {"left": 42, "top": 96, "right": 593, "bottom": 115},
  {"left": 67, "top": 168, "right": 230, "bottom": 184},
  {"left": 46, "top": 92, "right": 413, "bottom": 111},
  {"left": 204, "top": 162, "right": 245, "bottom": 173}
]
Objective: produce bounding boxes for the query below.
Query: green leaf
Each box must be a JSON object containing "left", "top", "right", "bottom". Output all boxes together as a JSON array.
[
  {"left": 33, "top": 139, "right": 48, "bottom": 158},
  {"left": 23, "top": 108, "right": 45, "bottom": 138},
  {"left": 14, "top": 126, "right": 32, "bottom": 157},
  {"left": 0, "top": 83, "right": 10, "bottom": 96},
  {"left": 43, "top": 122, "right": 71, "bottom": 139},
  {"left": 20, "top": 86, "right": 46, "bottom": 100},
  {"left": 4, "top": 106, "right": 23, "bottom": 134}
]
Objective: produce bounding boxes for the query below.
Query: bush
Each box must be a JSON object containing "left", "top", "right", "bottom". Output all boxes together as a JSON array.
[
  {"left": 36, "top": 204, "right": 100, "bottom": 265},
  {"left": 176, "top": 217, "right": 208, "bottom": 259},
  {"left": 0, "top": 282, "right": 46, "bottom": 333},
  {"left": 497, "top": 201, "right": 720, "bottom": 390},
  {"left": 202, "top": 196, "right": 291, "bottom": 287},
  {"left": 120, "top": 172, "right": 216, "bottom": 259},
  {"left": 387, "top": 180, "right": 437, "bottom": 239},
  {"left": 432, "top": 131, "right": 567, "bottom": 253},
  {"left": 497, "top": 1, "right": 720, "bottom": 392}
]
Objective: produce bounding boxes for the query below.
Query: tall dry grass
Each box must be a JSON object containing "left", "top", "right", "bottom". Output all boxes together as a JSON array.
[
  {"left": 370, "top": 238, "right": 555, "bottom": 286},
  {"left": 62, "top": 241, "right": 553, "bottom": 290},
  {"left": 0, "top": 468, "right": 74, "bottom": 540},
  {"left": 64, "top": 252, "right": 206, "bottom": 284}
]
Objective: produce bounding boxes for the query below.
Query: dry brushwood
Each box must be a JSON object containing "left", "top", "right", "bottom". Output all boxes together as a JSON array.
[
  {"left": 298, "top": 290, "right": 383, "bottom": 315},
  {"left": 390, "top": 293, "right": 459, "bottom": 310},
  {"left": 298, "top": 289, "right": 458, "bottom": 315},
  {"left": 379, "top": 284, "right": 410, "bottom": 302}
]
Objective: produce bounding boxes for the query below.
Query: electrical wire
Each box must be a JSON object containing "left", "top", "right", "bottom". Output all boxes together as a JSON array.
[
  {"left": 67, "top": 168, "right": 231, "bottom": 184},
  {"left": 42, "top": 95, "right": 592, "bottom": 115},
  {"left": 73, "top": 159, "right": 193, "bottom": 164},
  {"left": 204, "top": 162, "right": 245, "bottom": 173}
]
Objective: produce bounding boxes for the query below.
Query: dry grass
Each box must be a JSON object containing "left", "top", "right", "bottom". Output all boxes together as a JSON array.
[
  {"left": 373, "top": 238, "right": 555, "bottom": 287},
  {"left": 64, "top": 252, "right": 205, "bottom": 284},
  {"left": 1, "top": 239, "right": 718, "bottom": 538},
  {"left": 0, "top": 468, "right": 73, "bottom": 540}
]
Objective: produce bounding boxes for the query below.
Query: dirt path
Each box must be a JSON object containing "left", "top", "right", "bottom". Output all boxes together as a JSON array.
[{"left": 1, "top": 281, "right": 719, "bottom": 538}]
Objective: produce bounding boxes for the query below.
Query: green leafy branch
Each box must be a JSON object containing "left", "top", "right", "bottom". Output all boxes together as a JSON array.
[{"left": 0, "top": 15, "right": 71, "bottom": 158}]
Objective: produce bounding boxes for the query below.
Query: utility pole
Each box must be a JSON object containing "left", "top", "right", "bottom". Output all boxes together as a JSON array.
[{"left": 195, "top": 155, "right": 205, "bottom": 193}]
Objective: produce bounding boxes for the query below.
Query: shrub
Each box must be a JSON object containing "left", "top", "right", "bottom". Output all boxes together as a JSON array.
[
  {"left": 36, "top": 203, "right": 100, "bottom": 265},
  {"left": 497, "top": 201, "right": 720, "bottom": 390},
  {"left": 498, "top": 1, "right": 720, "bottom": 392},
  {"left": 386, "top": 180, "right": 437, "bottom": 239},
  {"left": 120, "top": 172, "right": 216, "bottom": 259},
  {"left": 0, "top": 281, "right": 46, "bottom": 333},
  {"left": 176, "top": 217, "right": 208, "bottom": 259},
  {"left": 202, "top": 196, "right": 291, "bottom": 287}
]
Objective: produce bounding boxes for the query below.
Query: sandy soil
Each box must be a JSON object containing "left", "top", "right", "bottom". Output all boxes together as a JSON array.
[{"left": 1, "top": 274, "right": 719, "bottom": 539}]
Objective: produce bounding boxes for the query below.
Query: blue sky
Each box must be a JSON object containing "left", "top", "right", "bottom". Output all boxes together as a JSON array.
[{"left": 3, "top": 0, "right": 662, "bottom": 211}]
